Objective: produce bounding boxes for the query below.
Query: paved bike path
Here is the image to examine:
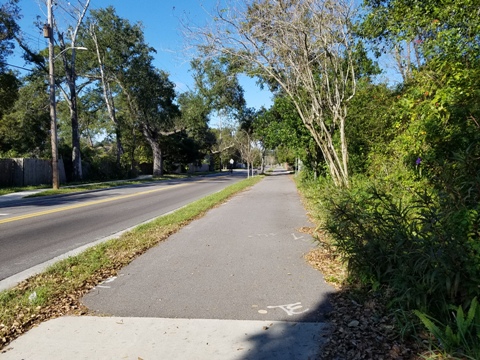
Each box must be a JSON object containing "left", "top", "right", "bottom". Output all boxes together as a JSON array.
[{"left": 1, "top": 172, "right": 334, "bottom": 359}]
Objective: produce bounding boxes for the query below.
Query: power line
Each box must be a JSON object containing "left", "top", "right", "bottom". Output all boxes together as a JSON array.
[{"left": 1, "top": 62, "right": 34, "bottom": 72}]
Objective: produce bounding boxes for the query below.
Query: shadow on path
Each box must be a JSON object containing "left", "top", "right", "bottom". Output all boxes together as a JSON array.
[{"left": 238, "top": 294, "right": 334, "bottom": 360}]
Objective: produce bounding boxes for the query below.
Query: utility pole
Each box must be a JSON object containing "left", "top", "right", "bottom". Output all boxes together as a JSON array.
[{"left": 46, "top": 0, "right": 59, "bottom": 189}]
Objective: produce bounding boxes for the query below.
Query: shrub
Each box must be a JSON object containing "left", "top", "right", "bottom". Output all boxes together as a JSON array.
[
  {"left": 321, "top": 176, "right": 480, "bottom": 316},
  {"left": 414, "top": 298, "right": 480, "bottom": 357}
]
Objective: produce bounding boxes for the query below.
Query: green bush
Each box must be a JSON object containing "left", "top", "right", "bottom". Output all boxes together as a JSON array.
[
  {"left": 321, "top": 176, "right": 480, "bottom": 316},
  {"left": 414, "top": 298, "right": 480, "bottom": 357}
]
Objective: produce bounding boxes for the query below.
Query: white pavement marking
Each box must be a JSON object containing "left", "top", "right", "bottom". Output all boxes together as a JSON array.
[
  {"left": 267, "top": 302, "right": 310, "bottom": 316},
  {"left": 0, "top": 316, "right": 329, "bottom": 360},
  {"left": 95, "top": 276, "right": 117, "bottom": 289}
]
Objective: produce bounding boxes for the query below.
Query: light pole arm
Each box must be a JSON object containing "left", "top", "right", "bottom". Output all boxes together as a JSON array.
[{"left": 54, "top": 46, "right": 88, "bottom": 61}]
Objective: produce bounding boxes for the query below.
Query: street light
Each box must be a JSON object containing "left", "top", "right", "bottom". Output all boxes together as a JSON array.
[
  {"left": 45, "top": 0, "right": 87, "bottom": 189},
  {"left": 54, "top": 46, "right": 88, "bottom": 60}
]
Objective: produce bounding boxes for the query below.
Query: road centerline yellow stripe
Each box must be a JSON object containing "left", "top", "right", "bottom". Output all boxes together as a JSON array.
[{"left": 0, "top": 181, "right": 198, "bottom": 225}]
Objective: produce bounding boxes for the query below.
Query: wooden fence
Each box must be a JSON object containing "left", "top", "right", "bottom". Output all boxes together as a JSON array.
[{"left": 0, "top": 158, "right": 66, "bottom": 187}]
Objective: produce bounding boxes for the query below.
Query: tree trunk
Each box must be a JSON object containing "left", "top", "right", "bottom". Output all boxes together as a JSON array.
[
  {"left": 56, "top": 0, "right": 90, "bottom": 181},
  {"left": 115, "top": 125, "right": 124, "bottom": 167},
  {"left": 130, "top": 128, "right": 136, "bottom": 172},
  {"left": 149, "top": 140, "right": 163, "bottom": 177},
  {"left": 58, "top": 32, "right": 83, "bottom": 181},
  {"left": 91, "top": 26, "right": 124, "bottom": 168},
  {"left": 69, "top": 80, "right": 83, "bottom": 181}
]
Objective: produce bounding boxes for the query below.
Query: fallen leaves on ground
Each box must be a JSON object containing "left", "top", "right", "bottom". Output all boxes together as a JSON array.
[{"left": 306, "top": 246, "right": 424, "bottom": 359}]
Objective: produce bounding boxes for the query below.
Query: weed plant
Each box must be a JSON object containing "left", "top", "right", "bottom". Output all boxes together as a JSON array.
[
  {"left": 414, "top": 298, "right": 480, "bottom": 358},
  {"left": 297, "top": 169, "right": 480, "bottom": 358}
]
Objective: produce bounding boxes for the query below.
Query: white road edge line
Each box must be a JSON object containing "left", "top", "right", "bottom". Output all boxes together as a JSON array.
[
  {"left": 0, "top": 182, "right": 230, "bottom": 292},
  {"left": 0, "top": 208, "right": 182, "bottom": 293}
]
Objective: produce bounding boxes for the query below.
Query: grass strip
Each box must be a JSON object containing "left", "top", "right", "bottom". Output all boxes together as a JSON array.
[
  {"left": 0, "top": 173, "right": 214, "bottom": 197},
  {"left": 0, "top": 185, "right": 51, "bottom": 196},
  {"left": 25, "top": 174, "right": 197, "bottom": 198},
  {"left": 0, "top": 175, "right": 262, "bottom": 349}
]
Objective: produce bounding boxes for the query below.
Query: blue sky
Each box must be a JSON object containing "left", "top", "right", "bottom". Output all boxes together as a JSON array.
[{"left": 11, "top": 0, "right": 273, "bottom": 113}]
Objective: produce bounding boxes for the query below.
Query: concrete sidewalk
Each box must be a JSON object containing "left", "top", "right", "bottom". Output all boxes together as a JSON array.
[
  {"left": 1, "top": 172, "right": 333, "bottom": 359},
  {"left": 0, "top": 189, "right": 46, "bottom": 204},
  {"left": 0, "top": 317, "right": 328, "bottom": 360}
]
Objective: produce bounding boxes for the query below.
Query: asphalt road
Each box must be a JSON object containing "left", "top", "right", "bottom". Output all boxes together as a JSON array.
[{"left": 0, "top": 172, "right": 245, "bottom": 284}]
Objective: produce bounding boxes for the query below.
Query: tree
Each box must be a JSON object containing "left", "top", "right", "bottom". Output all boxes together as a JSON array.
[
  {"left": 122, "top": 63, "right": 179, "bottom": 176},
  {"left": 190, "top": 0, "right": 358, "bottom": 186},
  {"left": 0, "top": 0, "right": 20, "bottom": 73},
  {"left": 161, "top": 130, "right": 202, "bottom": 172},
  {"left": 360, "top": 0, "right": 480, "bottom": 190},
  {"left": 187, "top": 57, "right": 246, "bottom": 170},
  {"left": 177, "top": 91, "right": 217, "bottom": 166},
  {"left": 77, "top": 86, "right": 114, "bottom": 148},
  {"left": 83, "top": 7, "right": 146, "bottom": 170},
  {"left": 50, "top": 0, "right": 91, "bottom": 181},
  {"left": 191, "top": 57, "right": 245, "bottom": 119},
  {"left": 361, "top": 0, "right": 480, "bottom": 79},
  {"left": 0, "top": 0, "right": 21, "bottom": 120},
  {"left": 0, "top": 70, "right": 19, "bottom": 121},
  {"left": 203, "top": 126, "right": 235, "bottom": 171},
  {"left": 343, "top": 80, "right": 397, "bottom": 175},
  {"left": 84, "top": 8, "right": 185, "bottom": 176},
  {"left": 236, "top": 129, "right": 259, "bottom": 178},
  {"left": 238, "top": 106, "right": 267, "bottom": 173},
  {"left": 255, "top": 95, "right": 322, "bottom": 175},
  {"left": 0, "top": 75, "right": 50, "bottom": 157}
]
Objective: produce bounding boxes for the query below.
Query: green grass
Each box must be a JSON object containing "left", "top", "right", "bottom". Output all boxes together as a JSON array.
[
  {"left": 0, "top": 185, "right": 51, "bottom": 196},
  {"left": 0, "top": 175, "right": 262, "bottom": 349},
  {"left": 0, "top": 173, "right": 214, "bottom": 198}
]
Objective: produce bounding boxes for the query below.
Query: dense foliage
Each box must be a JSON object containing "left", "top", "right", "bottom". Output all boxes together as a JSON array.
[
  {"left": 0, "top": 0, "right": 20, "bottom": 126},
  {"left": 293, "top": 0, "right": 480, "bottom": 357},
  {"left": 0, "top": 4, "right": 244, "bottom": 181},
  {"left": 1, "top": 1, "right": 479, "bottom": 356}
]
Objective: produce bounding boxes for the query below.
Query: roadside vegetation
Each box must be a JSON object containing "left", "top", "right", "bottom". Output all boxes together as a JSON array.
[
  {"left": 0, "top": 185, "right": 50, "bottom": 197},
  {"left": 0, "top": 176, "right": 262, "bottom": 349},
  {"left": 25, "top": 173, "right": 214, "bottom": 197},
  {"left": 2, "top": 0, "right": 479, "bottom": 358},
  {"left": 291, "top": 1, "right": 480, "bottom": 355},
  {"left": 206, "top": 0, "right": 478, "bottom": 358},
  {"left": 0, "top": 174, "right": 205, "bottom": 197}
]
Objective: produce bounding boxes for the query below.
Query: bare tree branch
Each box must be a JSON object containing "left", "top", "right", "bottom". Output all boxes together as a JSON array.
[{"left": 186, "top": 0, "right": 357, "bottom": 186}]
